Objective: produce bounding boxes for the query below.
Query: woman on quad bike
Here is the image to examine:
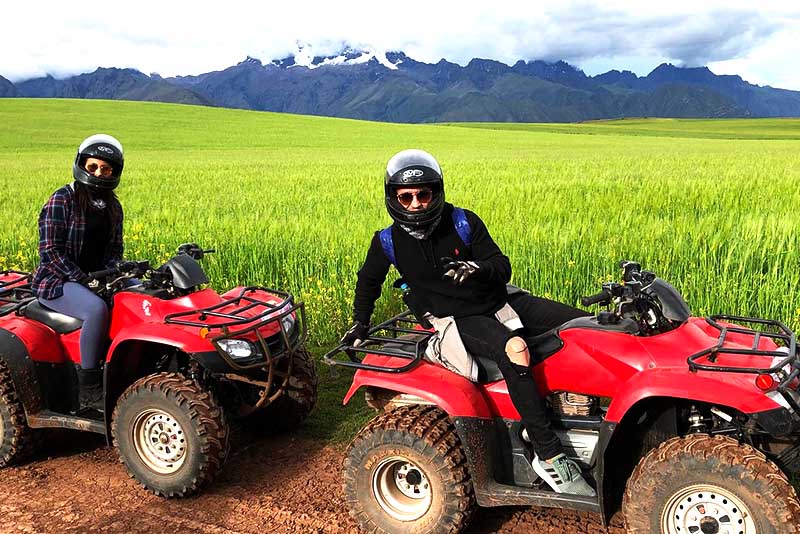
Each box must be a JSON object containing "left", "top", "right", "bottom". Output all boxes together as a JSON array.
[
  {"left": 341, "top": 148, "right": 595, "bottom": 497},
  {"left": 31, "top": 134, "right": 127, "bottom": 414}
]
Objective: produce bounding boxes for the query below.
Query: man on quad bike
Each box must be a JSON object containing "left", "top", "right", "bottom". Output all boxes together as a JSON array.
[
  {"left": 32, "top": 133, "right": 128, "bottom": 415},
  {"left": 341, "top": 148, "right": 594, "bottom": 496}
]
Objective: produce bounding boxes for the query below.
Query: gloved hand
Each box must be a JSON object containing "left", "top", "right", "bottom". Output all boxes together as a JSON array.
[
  {"left": 441, "top": 257, "right": 481, "bottom": 285},
  {"left": 340, "top": 321, "right": 369, "bottom": 347},
  {"left": 76, "top": 273, "right": 92, "bottom": 286},
  {"left": 115, "top": 260, "right": 138, "bottom": 273}
]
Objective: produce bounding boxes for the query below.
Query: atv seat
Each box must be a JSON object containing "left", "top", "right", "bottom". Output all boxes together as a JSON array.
[
  {"left": 381, "top": 334, "right": 506, "bottom": 384},
  {"left": 22, "top": 301, "right": 83, "bottom": 334}
]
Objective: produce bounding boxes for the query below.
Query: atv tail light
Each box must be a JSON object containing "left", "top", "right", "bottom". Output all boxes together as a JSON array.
[{"left": 755, "top": 373, "right": 776, "bottom": 391}]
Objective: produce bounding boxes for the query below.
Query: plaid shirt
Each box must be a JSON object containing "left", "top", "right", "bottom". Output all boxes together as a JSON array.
[{"left": 32, "top": 184, "right": 124, "bottom": 300}]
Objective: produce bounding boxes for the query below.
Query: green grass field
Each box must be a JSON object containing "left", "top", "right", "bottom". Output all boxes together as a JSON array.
[
  {"left": 2, "top": 99, "right": 800, "bottom": 444},
  {"left": 2, "top": 99, "right": 799, "bottom": 347}
]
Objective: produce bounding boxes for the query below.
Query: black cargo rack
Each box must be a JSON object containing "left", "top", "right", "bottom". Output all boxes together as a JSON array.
[
  {"left": 687, "top": 315, "right": 800, "bottom": 411},
  {"left": 0, "top": 270, "right": 34, "bottom": 317},
  {"left": 164, "top": 286, "right": 307, "bottom": 371},
  {"left": 323, "top": 310, "right": 433, "bottom": 373}
]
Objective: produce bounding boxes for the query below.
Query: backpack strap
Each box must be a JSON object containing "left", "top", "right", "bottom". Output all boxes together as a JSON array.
[
  {"left": 451, "top": 207, "right": 472, "bottom": 247},
  {"left": 380, "top": 208, "right": 472, "bottom": 266},
  {"left": 379, "top": 227, "right": 396, "bottom": 267}
]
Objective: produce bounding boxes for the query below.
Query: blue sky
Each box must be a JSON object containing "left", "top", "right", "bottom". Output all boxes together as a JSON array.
[{"left": 2, "top": 1, "right": 798, "bottom": 89}]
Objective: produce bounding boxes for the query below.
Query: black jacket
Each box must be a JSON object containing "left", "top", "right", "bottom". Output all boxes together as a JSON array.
[{"left": 353, "top": 203, "right": 511, "bottom": 325}]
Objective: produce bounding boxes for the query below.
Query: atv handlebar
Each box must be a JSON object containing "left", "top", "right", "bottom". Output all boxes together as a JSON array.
[
  {"left": 87, "top": 260, "right": 150, "bottom": 282},
  {"left": 86, "top": 267, "right": 121, "bottom": 281},
  {"left": 177, "top": 243, "right": 215, "bottom": 260},
  {"left": 581, "top": 290, "right": 612, "bottom": 307}
]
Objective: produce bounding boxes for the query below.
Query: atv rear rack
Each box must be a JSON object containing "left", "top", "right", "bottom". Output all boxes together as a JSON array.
[
  {"left": 0, "top": 270, "right": 35, "bottom": 317},
  {"left": 164, "top": 286, "right": 307, "bottom": 371},
  {"left": 323, "top": 311, "right": 434, "bottom": 373},
  {"left": 688, "top": 315, "right": 800, "bottom": 410}
]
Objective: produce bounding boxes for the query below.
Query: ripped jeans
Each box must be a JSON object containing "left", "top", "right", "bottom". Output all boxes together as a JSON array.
[{"left": 455, "top": 292, "right": 589, "bottom": 459}]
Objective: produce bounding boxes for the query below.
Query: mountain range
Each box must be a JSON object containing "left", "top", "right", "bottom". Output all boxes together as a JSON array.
[{"left": 3, "top": 49, "right": 800, "bottom": 122}]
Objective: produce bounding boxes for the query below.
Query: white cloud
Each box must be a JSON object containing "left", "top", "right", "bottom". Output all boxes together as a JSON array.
[{"left": 0, "top": 1, "right": 798, "bottom": 89}]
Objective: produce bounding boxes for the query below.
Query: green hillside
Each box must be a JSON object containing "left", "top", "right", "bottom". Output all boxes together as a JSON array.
[{"left": 2, "top": 99, "right": 800, "bottom": 346}]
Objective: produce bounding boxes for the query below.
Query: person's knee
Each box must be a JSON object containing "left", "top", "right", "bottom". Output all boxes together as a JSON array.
[
  {"left": 505, "top": 336, "right": 529, "bottom": 366},
  {"left": 83, "top": 297, "right": 109, "bottom": 323}
]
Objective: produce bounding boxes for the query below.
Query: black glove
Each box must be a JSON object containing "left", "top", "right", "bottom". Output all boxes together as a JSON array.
[
  {"left": 441, "top": 257, "right": 481, "bottom": 285},
  {"left": 76, "top": 273, "right": 92, "bottom": 286},
  {"left": 340, "top": 321, "right": 369, "bottom": 347},
  {"left": 115, "top": 260, "right": 138, "bottom": 273}
]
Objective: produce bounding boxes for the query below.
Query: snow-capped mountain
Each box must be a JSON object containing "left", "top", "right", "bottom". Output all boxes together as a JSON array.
[{"left": 5, "top": 47, "right": 800, "bottom": 122}]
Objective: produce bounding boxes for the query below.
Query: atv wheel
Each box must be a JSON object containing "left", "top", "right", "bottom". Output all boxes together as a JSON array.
[
  {"left": 623, "top": 434, "right": 800, "bottom": 533},
  {"left": 242, "top": 347, "right": 318, "bottom": 432},
  {"left": 0, "top": 360, "right": 34, "bottom": 467},
  {"left": 343, "top": 405, "right": 475, "bottom": 534},
  {"left": 112, "top": 373, "right": 229, "bottom": 497}
]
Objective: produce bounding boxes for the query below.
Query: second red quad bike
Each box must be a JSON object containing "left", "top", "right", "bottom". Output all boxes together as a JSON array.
[
  {"left": 326, "top": 261, "right": 800, "bottom": 534},
  {"left": 0, "top": 243, "right": 317, "bottom": 497}
]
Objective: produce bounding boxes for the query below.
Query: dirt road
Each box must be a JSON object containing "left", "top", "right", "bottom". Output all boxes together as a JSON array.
[{"left": 0, "top": 431, "right": 625, "bottom": 534}]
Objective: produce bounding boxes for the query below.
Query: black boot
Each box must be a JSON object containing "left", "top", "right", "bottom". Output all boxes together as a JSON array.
[{"left": 74, "top": 364, "right": 104, "bottom": 416}]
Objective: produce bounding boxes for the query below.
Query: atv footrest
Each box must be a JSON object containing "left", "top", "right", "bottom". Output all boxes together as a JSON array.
[
  {"left": 27, "top": 410, "right": 105, "bottom": 435},
  {"left": 475, "top": 481, "right": 600, "bottom": 512}
]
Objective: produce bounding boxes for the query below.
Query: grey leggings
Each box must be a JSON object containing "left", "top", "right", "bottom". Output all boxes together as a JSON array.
[{"left": 40, "top": 282, "right": 109, "bottom": 369}]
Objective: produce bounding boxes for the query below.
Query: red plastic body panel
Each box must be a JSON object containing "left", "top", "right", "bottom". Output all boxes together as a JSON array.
[
  {"left": 0, "top": 316, "right": 66, "bottom": 363},
  {"left": 0, "top": 285, "right": 292, "bottom": 366},
  {"left": 343, "top": 355, "right": 494, "bottom": 418},
  {"left": 345, "top": 317, "right": 786, "bottom": 421},
  {"left": 107, "top": 287, "right": 290, "bottom": 359}
]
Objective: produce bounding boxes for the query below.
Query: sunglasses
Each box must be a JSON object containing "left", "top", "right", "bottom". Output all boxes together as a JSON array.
[
  {"left": 85, "top": 162, "right": 114, "bottom": 177},
  {"left": 396, "top": 189, "right": 433, "bottom": 207}
]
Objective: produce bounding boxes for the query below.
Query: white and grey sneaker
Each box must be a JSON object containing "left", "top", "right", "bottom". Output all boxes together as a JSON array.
[{"left": 532, "top": 453, "right": 596, "bottom": 497}]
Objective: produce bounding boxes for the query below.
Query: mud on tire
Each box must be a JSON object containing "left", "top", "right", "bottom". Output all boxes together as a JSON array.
[
  {"left": 0, "top": 359, "right": 34, "bottom": 467},
  {"left": 242, "top": 347, "right": 319, "bottom": 433},
  {"left": 343, "top": 405, "right": 475, "bottom": 534},
  {"left": 112, "top": 372, "right": 229, "bottom": 498},
  {"left": 623, "top": 434, "right": 800, "bottom": 533}
]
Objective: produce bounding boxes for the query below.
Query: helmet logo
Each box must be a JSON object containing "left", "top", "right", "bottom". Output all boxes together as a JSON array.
[
  {"left": 97, "top": 145, "right": 114, "bottom": 154},
  {"left": 402, "top": 169, "right": 424, "bottom": 179}
]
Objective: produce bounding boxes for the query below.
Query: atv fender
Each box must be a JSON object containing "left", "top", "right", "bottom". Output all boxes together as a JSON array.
[
  {"left": 106, "top": 323, "right": 213, "bottom": 362},
  {"left": 605, "top": 367, "right": 784, "bottom": 423},
  {"left": 342, "top": 355, "right": 494, "bottom": 418},
  {"left": 0, "top": 327, "right": 44, "bottom": 417}
]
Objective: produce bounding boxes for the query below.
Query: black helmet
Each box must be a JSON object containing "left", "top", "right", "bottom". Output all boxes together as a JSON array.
[
  {"left": 72, "top": 134, "right": 124, "bottom": 190},
  {"left": 384, "top": 149, "right": 445, "bottom": 228}
]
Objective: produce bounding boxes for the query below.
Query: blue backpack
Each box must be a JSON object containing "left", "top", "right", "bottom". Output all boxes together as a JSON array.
[{"left": 380, "top": 207, "right": 472, "bottom": 267}]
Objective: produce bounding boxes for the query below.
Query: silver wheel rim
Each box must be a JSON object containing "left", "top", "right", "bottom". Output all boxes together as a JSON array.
[
  {"left": 131, "top": 408, "right": 187, "bottom": 474},
  {"left": 662, "top": 483, "right": 756, "bottom": 534},
  {"left": 372, "top": 455, "right": 432, "bottom": 521}
]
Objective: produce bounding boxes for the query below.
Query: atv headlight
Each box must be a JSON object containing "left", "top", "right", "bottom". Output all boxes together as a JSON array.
[
  {"left": 281, "top": 314, "right": 296, "bottom": 335},
  {"left": 217, "top": 339, "right": 255, "bottom": 360}
]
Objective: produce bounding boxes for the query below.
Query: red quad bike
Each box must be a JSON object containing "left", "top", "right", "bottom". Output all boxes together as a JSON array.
[
  {"left": 325, "top": 261, "right": 800, "bottom": 534},
  {"left": 0, "top": 243, "right": 317, "bottom": 497}
]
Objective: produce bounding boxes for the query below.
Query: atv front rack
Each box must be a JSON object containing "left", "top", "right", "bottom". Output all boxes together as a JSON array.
[
  {"left": 688, "top": 315, "right": 800, "bottom": 410},
  {"left": 323, "top": 311, "right": 434, "bottom": 373},
  {"left": 164, "top": 286, "right": 307, "bottom": 371}
]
